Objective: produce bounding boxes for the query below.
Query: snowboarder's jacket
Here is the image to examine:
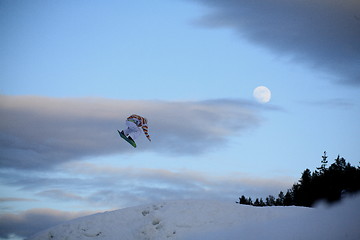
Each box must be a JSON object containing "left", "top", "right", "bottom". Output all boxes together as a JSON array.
[{"left": 127, "top": 114, "right": 151, "bottom": 141}]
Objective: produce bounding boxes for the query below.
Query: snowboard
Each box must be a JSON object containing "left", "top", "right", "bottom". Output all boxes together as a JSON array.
[{"left": 117, "top": 130, "right": 137, "bottom": 148}]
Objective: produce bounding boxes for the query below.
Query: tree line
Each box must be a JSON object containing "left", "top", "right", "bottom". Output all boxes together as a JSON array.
[{"left": 237, "top": 152, "right": 360, "bottom": 207}]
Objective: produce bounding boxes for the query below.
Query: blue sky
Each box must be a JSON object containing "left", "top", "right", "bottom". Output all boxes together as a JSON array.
[{"left": 1, "top": 0, "right": 360, "bottom": 239}]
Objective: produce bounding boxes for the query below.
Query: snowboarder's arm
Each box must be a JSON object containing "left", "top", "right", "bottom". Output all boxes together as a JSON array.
[{"left": 142, "top": 125, "right": 151, "bottom": 141}]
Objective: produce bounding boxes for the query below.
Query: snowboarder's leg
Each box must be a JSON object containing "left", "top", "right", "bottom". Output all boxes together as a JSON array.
[
  {"left": 124, "top": 121, "right": 141, "bottom": 140},
  {"left": 129, "top": 128, "right": 141, "bottom": 140},
  {"left": 123, "top": 121, "right": 135, "bottom": 135}
]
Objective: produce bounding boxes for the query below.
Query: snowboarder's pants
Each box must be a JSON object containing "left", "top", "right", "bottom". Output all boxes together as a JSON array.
[{"left": 124, "top": 120, "right": 141, "bottom": 140}]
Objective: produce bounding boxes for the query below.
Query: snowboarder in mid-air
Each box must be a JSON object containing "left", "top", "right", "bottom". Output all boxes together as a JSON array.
[{"left": 118, "top": 114, "right": 151, "bottom": 148}]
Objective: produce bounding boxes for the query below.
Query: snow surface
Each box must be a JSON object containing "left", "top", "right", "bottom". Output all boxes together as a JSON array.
[{"left": 29, "top": 196, "right": 360, "bottom": 240}]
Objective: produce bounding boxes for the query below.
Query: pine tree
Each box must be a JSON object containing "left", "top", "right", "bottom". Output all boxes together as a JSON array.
[
  {"left": 276, "top": 191, "right": 285, "bottom": 206},
  {"left": 317, "top": 151, "right": 328, "bottom": 173},
  {"left": 237, "top": 195, "right": 248, "bottom": 205},
  {"left": 253, "top": 198, "right": 260, "bottom": 206},
  {"left": 297, "top": 169, "right": 313, "bottom": 206},
  {"left": 266, "top": 195, "right": 276, "bottom": 206},
  {"left": 283, "top": 190, "right": 293, "bottom": 206}
]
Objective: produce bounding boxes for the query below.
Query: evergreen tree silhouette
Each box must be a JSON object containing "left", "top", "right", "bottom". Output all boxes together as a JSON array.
[
  {"left": 317, "top": 151, "right": 328, "bottom": 173},
  {"left": 237, "top": 152, "right": 360, "bottom": 207},
  {"left": 276, "top": 191, "right": 285, "bottom": 206}
]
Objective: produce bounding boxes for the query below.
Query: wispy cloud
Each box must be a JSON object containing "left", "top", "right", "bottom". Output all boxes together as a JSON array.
[
  {"left": 300, "top": 98, "right": 355, "bottom": 109},
  {"left": 0, "top": 95, "right": 268, "bottom": 170},
  {"left": 192, "top": 0, "right": 360, "bottom": 85},
  {"left": 0, "top": 208, "right": 97, "bottom": 239},
  {"left": 0, "top": 198, "right": 37, "bottom": 203},
  {"left": 1, "top": 161, "right": 293, "bottom": 210},
  {"left": 36, "top": 190, "right": 85, "bottom": 202}
]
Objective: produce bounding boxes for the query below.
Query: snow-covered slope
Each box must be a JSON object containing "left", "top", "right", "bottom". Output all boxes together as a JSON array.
[{"left": 29, "top": 196, "right": 360, "bottom": 240}]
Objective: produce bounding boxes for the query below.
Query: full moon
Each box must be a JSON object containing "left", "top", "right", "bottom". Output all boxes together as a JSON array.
[{"left": 253, "top": 86, "right": 271, "bottom": 103}]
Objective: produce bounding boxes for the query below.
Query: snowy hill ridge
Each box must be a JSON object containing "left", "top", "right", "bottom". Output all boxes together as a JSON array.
[{"left": 29, "top": 197, "right": 360, "bottom": 240}]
